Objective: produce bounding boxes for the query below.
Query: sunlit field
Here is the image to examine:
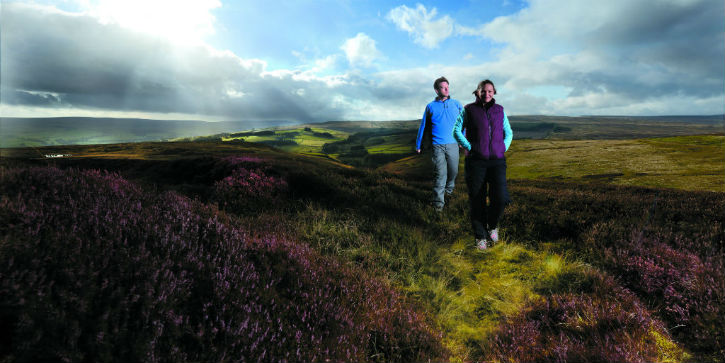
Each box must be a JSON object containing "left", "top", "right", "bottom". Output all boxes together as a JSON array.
[{"left": 506, "top": 135, "right": 724, "bottom": 192}]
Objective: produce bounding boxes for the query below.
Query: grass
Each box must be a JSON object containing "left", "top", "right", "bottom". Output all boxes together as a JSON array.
[
  {"left": 2, "top": 128, "right": 722, "bottom": 361},
  {"left": 406, "top": 236, "right": 692, "bottom": 362},
  {"left": 505, "top": 135, "right": 724, "bottom": 192},
  {"left": 222, "top": 127, "right": 349, "bottom": 155},
  {"left": 286, "top": 171, "right": 708, "bottom": 361}
]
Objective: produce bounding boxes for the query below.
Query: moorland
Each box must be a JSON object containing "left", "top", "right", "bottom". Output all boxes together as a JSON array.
[{"left": 1, "top": 115, "right": 723, "bottom": 362}]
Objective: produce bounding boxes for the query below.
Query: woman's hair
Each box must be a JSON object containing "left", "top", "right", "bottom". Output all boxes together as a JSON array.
[{"left": 472, "top": 79, "right": 497, "bottom": 96}]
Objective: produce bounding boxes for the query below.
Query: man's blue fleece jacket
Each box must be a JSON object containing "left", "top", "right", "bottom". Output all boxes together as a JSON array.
[{"left": 416, "top": 97, "right": 463, "bottom": 150}]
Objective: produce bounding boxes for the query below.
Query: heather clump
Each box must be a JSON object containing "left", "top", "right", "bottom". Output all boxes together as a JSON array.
[
  {"left": 213, "top": 163, "right": 288, "bottom": 214},
  {"left": 0, "top": 166, "right": 446, "bottom": 362},
  {"left": 486, "top": 274, "right": 688, "bottom": 363},
  {"left": 604, "top": 232, "right": 724, "bottom": 357},
  {"left": 504, "top": 180, "right": 725, "bottom": 360}
]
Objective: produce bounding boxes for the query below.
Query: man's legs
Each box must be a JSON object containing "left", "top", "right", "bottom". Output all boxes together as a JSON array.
[
  {"left": 431, "top": 144, "right": 447, "bottom": 210},
  {"left": 444, "top": 143, "right": 459, "bottom": 195}
]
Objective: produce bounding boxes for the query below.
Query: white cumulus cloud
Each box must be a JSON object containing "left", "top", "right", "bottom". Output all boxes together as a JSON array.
[
  {"left": 340, "top": 33, "right": 383, "bottom": 68},
  {"left": 386, "top": 4, "right": 454, "bottom": 48}
]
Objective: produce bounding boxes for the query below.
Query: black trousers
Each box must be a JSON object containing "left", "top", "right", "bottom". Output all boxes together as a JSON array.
[{"left": 465, "top": 158, "right": 509, "bottom": 239}]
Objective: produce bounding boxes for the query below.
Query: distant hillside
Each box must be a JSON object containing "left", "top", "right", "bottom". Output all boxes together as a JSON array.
[
  {"left": 2, "top": 115, "right": 723, "bottom": 148},
  {"left": 0, "top": 117, "right": 299, "bottom": 147}
]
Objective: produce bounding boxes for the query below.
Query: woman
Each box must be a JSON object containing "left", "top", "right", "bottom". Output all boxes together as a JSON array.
[{"left": 453, "top": 79, "right": 513, "bottom": 250}]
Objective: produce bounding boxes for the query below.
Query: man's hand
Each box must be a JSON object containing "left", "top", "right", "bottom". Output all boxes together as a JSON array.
[{"left": 416, "top": 149, "right": 421, "bottom": 154}]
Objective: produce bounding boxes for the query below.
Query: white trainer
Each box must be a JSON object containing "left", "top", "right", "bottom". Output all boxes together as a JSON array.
[
  {"left": 476, "top": 239, "right": 488, "bottom": 250},
  {"left": 489, "top": 228, "right": 499, "bottom": 243}
]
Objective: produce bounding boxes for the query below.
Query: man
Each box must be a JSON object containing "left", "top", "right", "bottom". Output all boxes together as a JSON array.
[{"left": 415, "top": 76, "right": 464, "bottom": 211}]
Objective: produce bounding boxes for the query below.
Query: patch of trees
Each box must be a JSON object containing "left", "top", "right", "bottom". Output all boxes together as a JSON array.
[
  {"left": 313, "top": 131, "right": 335, "bottom": 139},
  {"left": 303, "top": 127, "right": 335, "bottom": 139},
  {"left": 258, "top": 139, "right": 298, "bottom": 147},
  {"left": 230, "top": 130, "right": 275, "bottom": 137}
]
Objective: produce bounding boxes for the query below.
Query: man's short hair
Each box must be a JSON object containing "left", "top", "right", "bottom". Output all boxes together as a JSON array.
[{"left": 433, "top": 76, "right": 449, "bottom": 90}]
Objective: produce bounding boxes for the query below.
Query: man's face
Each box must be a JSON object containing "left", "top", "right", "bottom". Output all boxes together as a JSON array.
[{"left": 435, "top": 81, "right": 449, "bottom": 99}]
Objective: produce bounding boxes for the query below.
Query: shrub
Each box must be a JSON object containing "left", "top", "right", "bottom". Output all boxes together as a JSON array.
[
  {"left": 0, "top": 166, "right": 447, "bottom": 362},
  {"left": 503, "top": 180, "right": 725, "bottom": 360},
  {"left": 213, "top": 158, "right": 288, "bottom": 214},
  {"left": 486, "top": 274, "right": 684, "bottom": 363},
  {"left": 603, "top": 232, "right": 724, "bottom": 356}
]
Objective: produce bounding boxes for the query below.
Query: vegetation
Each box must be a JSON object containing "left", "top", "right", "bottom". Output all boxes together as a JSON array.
[
  {"left": 1, "top": 165, "right": 445, "bottom": 362},
  {"left": 1, "top": 121, "right": 723, "bottom": 361},
  {"left": 506, "top": 135, "right": 724, "bottom": 192}
]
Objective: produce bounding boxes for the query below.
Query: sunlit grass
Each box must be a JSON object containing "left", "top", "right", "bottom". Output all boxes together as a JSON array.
[
  {"left": 222, "top": 127, "right": 349, "bottom": 154},
  {"left": 506, "top": 135, "right": 724, "bottom": 192},
  {"left": 407, "top": 237, "right": 566, "bottom": 361},
  {"left": 400, "top": 235, "right": 692, "bottom": 362}
]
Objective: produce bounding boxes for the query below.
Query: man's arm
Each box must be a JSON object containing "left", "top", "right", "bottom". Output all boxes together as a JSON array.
[
  {"left": 503, "top": 110, "right": 513, "bottom": 151},
  {"left": 453, "top": 109, "right": 471, "bottom": 150},
  {"left": 415, "top": 106, "right": 429, "bottom": 153}
]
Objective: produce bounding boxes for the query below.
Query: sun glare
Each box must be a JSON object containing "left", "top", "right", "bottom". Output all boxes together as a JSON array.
[{"left": 87, "top": 0, "right": 221, "bottom": 44}]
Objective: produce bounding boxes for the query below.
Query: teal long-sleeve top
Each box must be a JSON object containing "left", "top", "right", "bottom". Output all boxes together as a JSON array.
[{"left": 453, "top": 109, "right": 513, "bottom": 151}]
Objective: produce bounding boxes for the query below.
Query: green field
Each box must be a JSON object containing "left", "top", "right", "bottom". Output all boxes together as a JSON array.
[
  {"left": 506, "top": 135, "right": 725, "bottom": 192},
  {"left": 222, "top": 126, "right": 349, "bottom": 155}
]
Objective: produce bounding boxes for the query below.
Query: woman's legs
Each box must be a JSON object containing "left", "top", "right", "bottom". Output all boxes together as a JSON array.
[
  {"left": 465, "top": 159, "right": 489, "bottom": 239},
  {"left": 485, "top": 161, "right": 508, "bottom": 229}
]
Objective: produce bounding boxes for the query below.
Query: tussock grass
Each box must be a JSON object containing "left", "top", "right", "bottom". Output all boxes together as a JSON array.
[
  {"left": 506, "top": 135, "right": 724, "bottom": 192},
  {"left": 407, "top": 237, "right": 589, "bottom": 361}
]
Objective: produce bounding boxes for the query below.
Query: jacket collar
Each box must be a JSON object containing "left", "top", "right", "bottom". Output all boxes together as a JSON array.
[{"left": 476, "top": 98, "right": 496, "bottom": 107}]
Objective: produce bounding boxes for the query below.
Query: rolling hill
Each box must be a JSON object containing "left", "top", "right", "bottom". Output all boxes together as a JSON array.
[{"left": 1, "top": 123, "right": 724, "bottom": 361}]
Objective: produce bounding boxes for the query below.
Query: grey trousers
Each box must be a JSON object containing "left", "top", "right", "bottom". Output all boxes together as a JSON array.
[{"left": 431, "top": 143, "right": 459, "bottom": 208}]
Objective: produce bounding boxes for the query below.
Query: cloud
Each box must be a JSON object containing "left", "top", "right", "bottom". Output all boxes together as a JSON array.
[
  {"left": 379, "top": 0, "right": 723, "bottom": 116},
  {"left": 0, "top": 3, "right": 343, "bottom": 121},
  {"left": 0, "top": 4, "right": 416, "bottom": 122},
  {"left": 340, "top": 33, "right": 383, "bottom": 68},
  {"left": 81, "top": 0, "right": 221, "bottom": 45},
  {"left": 468, "top": 0, "right": 725, "bottom": 115},
  {"left": 1, "top": 0, "right": 722, "bottom": 123},
  {"left": 386, "top": 4, "right": 454, "bottom": 48}
]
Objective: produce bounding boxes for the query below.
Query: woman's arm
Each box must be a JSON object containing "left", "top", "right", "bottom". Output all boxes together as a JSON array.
[
  {"left": 503, "top": 110, "right": 513, "bottom": 151},
  {"left": 453, "top": 109, "right": 471, "bottom": 150}
]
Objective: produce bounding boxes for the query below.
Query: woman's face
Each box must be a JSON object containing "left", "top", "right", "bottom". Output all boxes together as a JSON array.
[{"left": 478, "top": 83, "right": 495, "bottom": 103}]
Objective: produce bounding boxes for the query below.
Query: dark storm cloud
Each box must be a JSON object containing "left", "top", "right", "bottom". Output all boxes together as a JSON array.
[
  {"left": 475, "top": 0, "right": 724, "bottom": 115},
  {"left": 0, "top": 3, "right": 345, "bottom": 121},
  {"left": 582, "top": 0, "right": 724, "bottom": 96}
]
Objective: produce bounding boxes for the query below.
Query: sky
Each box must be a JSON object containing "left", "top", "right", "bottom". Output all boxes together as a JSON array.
[{"left": 1, "top": 0, "right": 724, "bottom": 123}]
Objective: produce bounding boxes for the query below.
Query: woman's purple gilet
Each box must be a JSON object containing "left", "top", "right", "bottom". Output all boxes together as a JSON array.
[{"left": 464, "top": 101, "right": 505, "bottom": 160}]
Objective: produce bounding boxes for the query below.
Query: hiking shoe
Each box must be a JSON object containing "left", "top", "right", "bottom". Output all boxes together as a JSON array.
[
  {"left": 476, "top": 239, "right": 488, "bottom": 250},
  {"left": 489, "top": 228, "right": 499, "bottom": 243}
]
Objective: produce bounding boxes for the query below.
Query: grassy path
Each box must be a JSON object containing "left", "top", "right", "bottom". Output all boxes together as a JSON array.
[{"left": 406, "top": 232, "right": 691, "bottom": 362}]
